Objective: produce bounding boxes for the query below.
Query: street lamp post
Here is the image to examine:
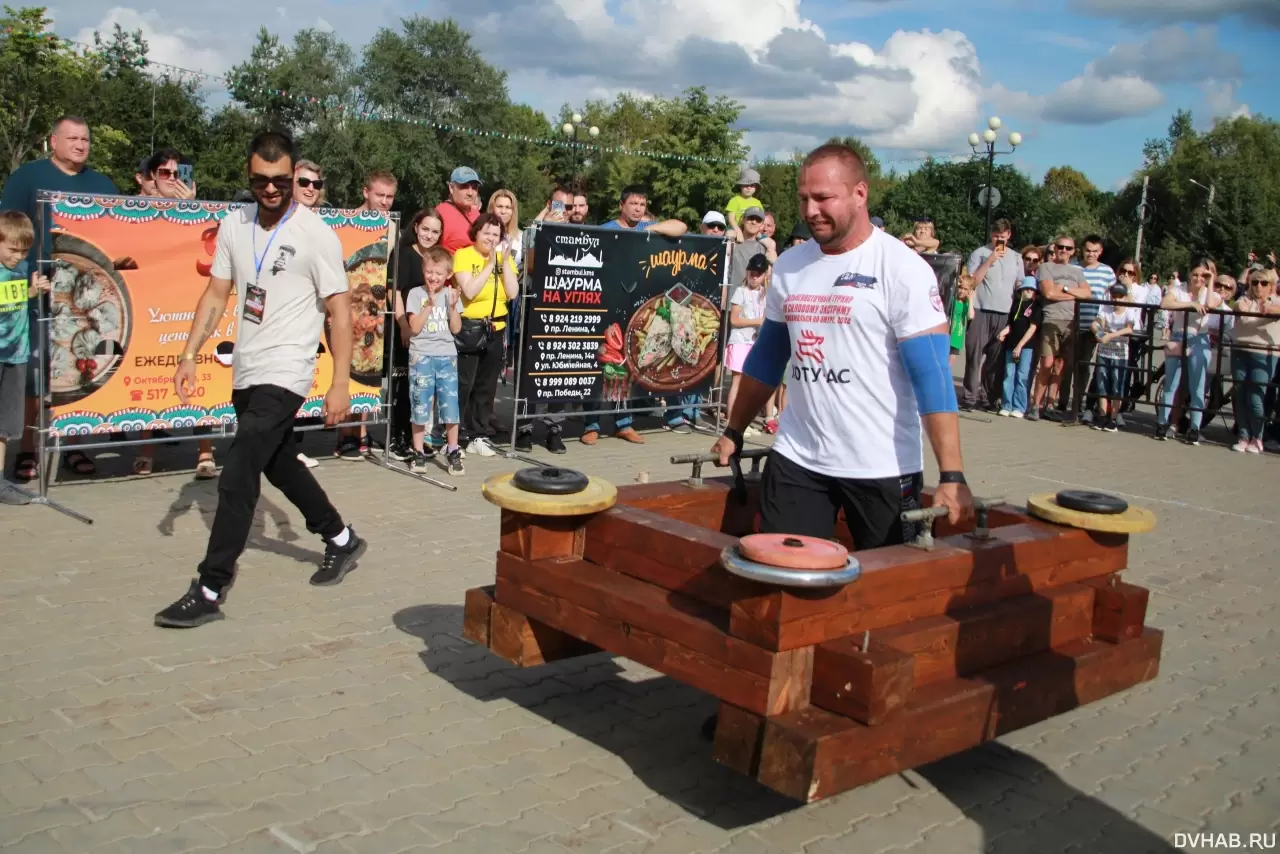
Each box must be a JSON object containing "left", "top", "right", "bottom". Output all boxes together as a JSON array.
[
  {"left": 561, "top": 113, "right": 600, "bottom": 191},
  {"left": 1188, "top": 178, "right": 1216, "bottom": 226},
  {"left": 967, "top": 117, "right": 1022, "bottom": 237}
]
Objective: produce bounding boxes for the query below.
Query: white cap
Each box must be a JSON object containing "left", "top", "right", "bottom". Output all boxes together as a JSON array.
[{"left": 702, "top": 211, "right": 727, "bottom": 227}]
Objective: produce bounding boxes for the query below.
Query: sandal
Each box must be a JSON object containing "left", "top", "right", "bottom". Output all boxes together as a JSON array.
[
  {"left": 195, "top": 454, "right": 217, "bottom": 479},
  {"left": 13, "top": 452, "right": 38, "bottom": 483},
  {"left": 133, "top": 455, "right": 154, "bottom": 476},
  {"left": 64, "top": 450, "right": 95, "bottom": 476}
]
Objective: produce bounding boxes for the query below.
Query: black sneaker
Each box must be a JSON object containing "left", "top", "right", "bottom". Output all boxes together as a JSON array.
[
  {"left": 1185, "top": 428, "right": 1201, "bottom": 446},
  {"left": 664, "top": 420, "right": 693, "bottom": 434},
  {"left": 515, "top": 429, "right": 534, "bottom": 453},
  {"left": 336, "top": 437, "right": 362, "bottom": 460},
  {"left": 1025, "top": 408, "right": 1041, "bottom": 422},
  {"left": 388, "top": 442, "right": 413, "bottom": 462},
  {"left": 410, "top": 452, "right": 431, "bottom": 473},
  {"left": 546, "top": 431, "right": 567, "bottom": 455},
  {"left": 154, "top": 580, "right": 224, "bottom": 628},
  {"left": 447, "top": 448, "right": 465, "bottom": 476},
  {"left": 1155, "top": 424, "right": 1169, "bottom": 441},
  {"left": 1103, "top": 418, "right": 1119, "bottom": 433},
  {"left": 310, "top": 528, "right": 366, "bottom": 586}
]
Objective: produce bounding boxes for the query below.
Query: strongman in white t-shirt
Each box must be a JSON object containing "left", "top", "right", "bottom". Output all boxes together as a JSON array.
[{"left": 712, "top": 144, "right": 974, "bottom": 547}]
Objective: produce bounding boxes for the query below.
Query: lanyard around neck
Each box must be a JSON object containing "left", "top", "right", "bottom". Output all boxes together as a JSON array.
[{"left": 252, "top": 202, "right": 297, "bottom": 283}]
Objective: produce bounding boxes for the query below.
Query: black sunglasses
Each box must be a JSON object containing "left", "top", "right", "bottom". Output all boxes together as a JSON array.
[
  {"left": 1053, "top": 244, "right": 1075, "bottom": 252},
  {"left": 706, "top": 224, "right": 725, "bottom": 232},
  {"left": 1023, "top": 255, "right": 1040, "bottom": 263},
  {"left": 249, "top": 174, "right": 292, "bottom": 191},
  {"left": 296, "top": 176, "right": 324, "bottom": 190},
  {"left": 1119, "top": 268, "right": 1137, "bottom": 275}
]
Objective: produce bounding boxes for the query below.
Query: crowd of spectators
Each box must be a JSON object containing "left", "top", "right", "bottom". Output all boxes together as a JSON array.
[
  {"left": 2, "top": 117, "right": 1276, "bottom": 503},
  {"left": 942, "top": 218, "right": 1280, "bottom": 451}
]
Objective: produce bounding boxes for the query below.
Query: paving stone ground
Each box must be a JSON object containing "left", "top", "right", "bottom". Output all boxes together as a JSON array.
[{"left": 2, "top": 409, "right": 1278, "bottom": 853}]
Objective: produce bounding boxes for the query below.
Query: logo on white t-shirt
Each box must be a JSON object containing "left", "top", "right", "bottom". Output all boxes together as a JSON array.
[
  {"left": 795, "top": 329, "right": 825, "bottom": 363},
  {"left": 835, "top": 272, "right": 877, "bottom": 289}
]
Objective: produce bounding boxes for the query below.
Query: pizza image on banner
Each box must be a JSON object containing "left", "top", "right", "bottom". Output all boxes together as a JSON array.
[{"left": 40, "top": 193, "right": 389, "bottom": 438}]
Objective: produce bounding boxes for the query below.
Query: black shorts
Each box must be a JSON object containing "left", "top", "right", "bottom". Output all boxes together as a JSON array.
[{"left": 758, "top": 450, "right": 923, "bottom": 549}]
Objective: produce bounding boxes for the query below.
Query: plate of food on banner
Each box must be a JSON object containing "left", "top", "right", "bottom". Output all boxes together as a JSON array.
[
  {"left": 624, "top": 284, "right": 721, "bottom": 393},
  {"left": 343, "top": 241, "right": 389, "bottom": 385},
  {"left": 47, "top": 233, "right": 132, "bottom": 406}
]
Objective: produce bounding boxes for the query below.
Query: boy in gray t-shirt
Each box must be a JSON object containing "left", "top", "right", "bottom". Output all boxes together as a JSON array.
[{"left": 405, "top": 247, "right": 464, "bottom": 475}]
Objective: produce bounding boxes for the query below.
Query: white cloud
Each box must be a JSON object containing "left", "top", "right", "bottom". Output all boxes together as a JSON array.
[
  {"left": 74, "top": 7, "right": 231, "bottom": 76},
  {"left": 1203, "top": 81, "right": 1251, "bottom": 121},
  {"left": 433, "top": 0, "right": 984, "bottom": 152},
  {"left": 1043, "top": 74, "right": 1165, "bottom": 124}
]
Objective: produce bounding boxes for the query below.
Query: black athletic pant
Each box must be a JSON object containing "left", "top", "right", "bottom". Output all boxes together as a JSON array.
[
  {"left": 458, "top": 342, "right": 504, "bottom": 441},
  {"left": 758, "top": 451, "right": 923, "bottom": 548},
  {"left": 197, "top": 384, "right": 344, "bottom": 592}
]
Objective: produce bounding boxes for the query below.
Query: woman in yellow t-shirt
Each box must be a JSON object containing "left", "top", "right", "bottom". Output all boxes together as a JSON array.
[{"left": 452, "top": 212, "right": 520, "bottom": 455}]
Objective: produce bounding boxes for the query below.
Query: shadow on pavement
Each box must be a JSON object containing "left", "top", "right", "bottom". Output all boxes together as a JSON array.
[
  {"left": 392, "top": 604, "right": 1180, "bottom": 847},
  {"left": 915, "top": 746, "right": 1180, "bottom": 853},
  {"left": 156, "top": 477, "right": 322, "bottom": 566},
  {"left": 391, "top": 603, "right": 797, "bottom": 830}
]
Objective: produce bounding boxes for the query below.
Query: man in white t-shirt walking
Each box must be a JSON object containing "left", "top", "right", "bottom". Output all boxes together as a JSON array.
[
  {"left": 154, "top": 131, "right": 366, "bottom": 629},
  {"left": 712, "top": 143, "right": 973, "bottom": 546}
]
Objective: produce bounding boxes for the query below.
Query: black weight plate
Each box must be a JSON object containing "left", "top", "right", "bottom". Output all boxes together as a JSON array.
[
  {"left": 1055, "top": 489, "right": 1129, "bottom": 515},
  {"left": 512, "top": 466, "right": 590, "bottom": 495}
]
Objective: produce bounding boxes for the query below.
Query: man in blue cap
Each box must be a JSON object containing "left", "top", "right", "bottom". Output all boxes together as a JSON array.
[{"left": 436, "top": 166, "right": 482, "bottom": 255}]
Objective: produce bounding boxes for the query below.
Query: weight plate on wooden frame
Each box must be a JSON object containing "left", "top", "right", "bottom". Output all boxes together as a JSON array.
[
  {"left": 720, "top": 546, "right": 861, "bottom": 589},
  {"left": 512, "top": 467, "right": 590, "bottom": 495},
  {"left": 738, "top": 533, "right": 849, "bottom": 570},
  {"left": 1055, "top": 489, "right": 1128, "bottom": 515}
]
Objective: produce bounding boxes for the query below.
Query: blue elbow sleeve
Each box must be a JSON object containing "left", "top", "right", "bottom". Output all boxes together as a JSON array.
[
  {"left": 742, "top": 319, "right": 790, "bottom": 387},
  {"left": 899, "top": 334, "right": 957, "bottom": 415}
]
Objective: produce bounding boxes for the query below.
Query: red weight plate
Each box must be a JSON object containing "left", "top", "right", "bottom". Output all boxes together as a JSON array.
[{"left": 738, "top": 533, "right": 849, "bottom": 570}]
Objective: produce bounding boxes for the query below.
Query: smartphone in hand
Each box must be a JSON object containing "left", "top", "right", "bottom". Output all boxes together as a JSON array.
[{"left": 177, "top": 164, "right": 194, "bottom": 189}]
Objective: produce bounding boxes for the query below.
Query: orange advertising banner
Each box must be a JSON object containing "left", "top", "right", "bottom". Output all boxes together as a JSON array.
[{"left": 40, "top": 194, "right": 392, "bottom": 438}]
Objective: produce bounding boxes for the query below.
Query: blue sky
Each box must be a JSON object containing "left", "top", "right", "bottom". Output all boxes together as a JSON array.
[{"left": 52, "top": 0, "right": 1279, "bottom": 193}]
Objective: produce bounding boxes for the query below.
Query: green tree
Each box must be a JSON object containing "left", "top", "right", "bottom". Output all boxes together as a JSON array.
[{"left": 0, "top": 6, "right": 100, "bottom": 177}]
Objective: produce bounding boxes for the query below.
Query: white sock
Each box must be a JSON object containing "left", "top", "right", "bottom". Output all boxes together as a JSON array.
[
  {"left": 329, "top": 526, "right": 351, "bottom": 547},
  {"left": 201, "top": 586, "right": 219, "bottom": 602}
]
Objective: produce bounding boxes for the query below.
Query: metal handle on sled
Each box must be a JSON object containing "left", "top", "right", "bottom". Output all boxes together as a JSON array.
[
  {"left": 670, "top": 448, "right": 768, "bottom": 488},
  {"left": 901, "top": 497, "right": 1004, "bottom": 549}
]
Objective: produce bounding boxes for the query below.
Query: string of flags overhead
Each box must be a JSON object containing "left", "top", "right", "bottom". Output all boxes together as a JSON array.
[
  {"left": 63, "top": 38, "right": 741, "bottom": 166},
  {"left": 63, "top": 37, "right": 978, "bottom": 168}
]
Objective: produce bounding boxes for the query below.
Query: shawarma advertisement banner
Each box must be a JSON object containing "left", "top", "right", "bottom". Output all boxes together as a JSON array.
[
  {"left": 38, "top": 194, "right": 390, "bottom": 438},
  {"left": 519, "top": 223, "right": 729, "bottom": 407}
]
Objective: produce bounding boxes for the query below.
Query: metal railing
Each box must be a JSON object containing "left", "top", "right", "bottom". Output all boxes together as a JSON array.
[{"left": 1052, "top": 297, "right": 1279, "bottom": 439}]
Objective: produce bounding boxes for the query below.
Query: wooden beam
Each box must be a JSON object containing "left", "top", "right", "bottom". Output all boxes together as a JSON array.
[
  {"left": 462, "top": 585, "right": 495, "bottom": 647},
  {"left": 617, "top": 476, "right": 759, "bottom": 536},
  {"left": 811, "top": 637, "right": 915, "bottom": 725},
  {"left": 1083, "top": 576, "right": 1150, "bottom": 643},
  {"left": 583, "top": 505, "right": 763, "bottom": 607},
  {"left": 494, "top": 553, "right": 813, "bottom": 716},
  {"left": 499, "top": 509, "right": 588, "bottom": 561},
  {"left": 873, "top": 584, "right": 1096, "bottom": 686},
  {"left": 729, "top": 523, "right": 1129, "bottom": 651},
  {"left": 488, "top": 599, "right": 599, "bottom": 667},
  {"left": 712, "top": 702, "right": 768, "bottom": 777},
  {"left": 753, "top": 628, "right": 1162, "bottom": 802}
]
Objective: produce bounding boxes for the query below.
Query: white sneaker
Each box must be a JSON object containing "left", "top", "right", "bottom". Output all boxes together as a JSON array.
[
  {"left": 997, "top": 409, "right": 1012, "bottom": 417},
  {"left": 1010, "top": 410, "right": 1025, "bottom": 419},
  {"left": 1232, "top": 439, "right": 1250, "bottom": 453},
  {"left": 1247, "top": 439, "right": 1263, "bottom": 454},
  {"left": 467, "top": 437, "right": 496, "bottom": 457},
  {"left": 297, "top": 453, "right": 319, "bottom": 469}
]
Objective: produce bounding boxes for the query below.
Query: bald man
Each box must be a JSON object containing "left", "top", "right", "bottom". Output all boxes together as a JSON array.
[{"left": 712, "top": 143, "right": 974, "bottom": 547}]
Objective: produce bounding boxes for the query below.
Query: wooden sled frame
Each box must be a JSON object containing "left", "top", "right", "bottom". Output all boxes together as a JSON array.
[{"left": 463, "top": 476, "right": 1161, "bottom": 803}]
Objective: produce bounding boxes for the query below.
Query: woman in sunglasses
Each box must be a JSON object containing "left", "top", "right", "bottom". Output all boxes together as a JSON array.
[
  {"left": 1230, "top": 268, "right": 1280, "bottom": 453},
  {"left": 1157, "top": 257, "right": 1225, "bottom": 444},
  {"left": 293, "top": 160, "right": 326, "bottom": 209},
  {"left": 1116, "top": 260, "right": 1159, "bottom": 412}
]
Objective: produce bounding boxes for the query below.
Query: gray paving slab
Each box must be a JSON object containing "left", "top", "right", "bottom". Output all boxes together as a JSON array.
[{"left": 2, "top": 412, "right": 1279, "bottom": 852}]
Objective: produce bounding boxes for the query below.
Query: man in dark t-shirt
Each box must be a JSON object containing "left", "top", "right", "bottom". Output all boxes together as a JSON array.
[{"left": 0, "top": 115, "right": 117, "bottom": 480}]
